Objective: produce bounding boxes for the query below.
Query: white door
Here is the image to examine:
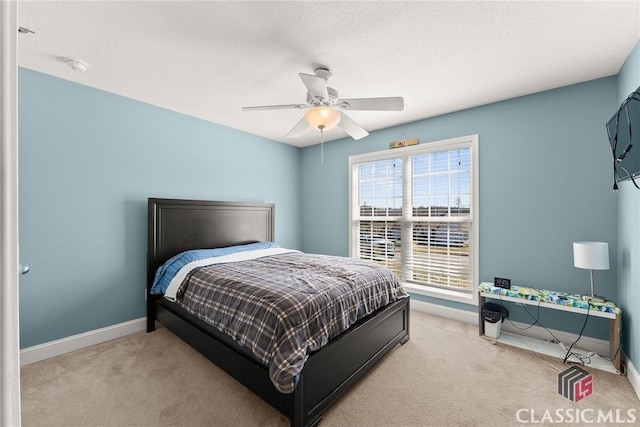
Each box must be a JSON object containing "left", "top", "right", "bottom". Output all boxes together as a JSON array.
[{"left": 0, "top": 1, "right": 22, "bottom": 426}]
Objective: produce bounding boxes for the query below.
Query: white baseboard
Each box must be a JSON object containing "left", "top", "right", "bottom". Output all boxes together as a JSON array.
[
  {"left": 410, "top": 299, "right": 478, "bottom": 324},
  {"left": 20, "top": 317, "right": 147, "bottom": 366},
  {"left": 410, "top": 299, "right": 610, "bottom": 358},
  {"left": 624, "top": 353, "right": 640, "bottom": 400}
]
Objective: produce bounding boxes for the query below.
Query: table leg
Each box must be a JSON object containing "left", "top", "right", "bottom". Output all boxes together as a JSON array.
[
  {"left": 610, "top": 314, "right": 621, "bottom": 373},
  {"left": 478, "top": 294, "right": 486, "bottom": 336}
]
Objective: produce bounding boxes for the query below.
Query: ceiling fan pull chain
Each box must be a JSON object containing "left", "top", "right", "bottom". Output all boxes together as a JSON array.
[{"left": 320, "top": 128, "right": 324, "bottom": 165}]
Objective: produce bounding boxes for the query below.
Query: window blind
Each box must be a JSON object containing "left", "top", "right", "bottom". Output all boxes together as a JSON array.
[{"left": 350, "top": 137, "right": 476, "bottom": 295}]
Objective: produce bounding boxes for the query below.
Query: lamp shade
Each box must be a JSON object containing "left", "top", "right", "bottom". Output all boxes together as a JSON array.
[
  {"left": 573, "top": 241, "right": 609, "bottom": 270},
  {"left": 304, "top": 107, "right": 341, "bottom": 132}
]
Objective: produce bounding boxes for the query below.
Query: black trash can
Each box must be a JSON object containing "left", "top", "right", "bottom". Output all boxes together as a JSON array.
[{"left": 481, "top": 302, "right": 509, "bottom": 338}]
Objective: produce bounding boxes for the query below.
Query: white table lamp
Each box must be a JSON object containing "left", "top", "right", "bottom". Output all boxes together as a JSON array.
[{"left": 573, "top": 241, "right": 609, "bottom": 302}]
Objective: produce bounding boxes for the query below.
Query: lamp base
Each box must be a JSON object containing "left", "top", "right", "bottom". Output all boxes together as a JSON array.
[{"left": 582, "top": 294, "right": 607, "bottom": 303}]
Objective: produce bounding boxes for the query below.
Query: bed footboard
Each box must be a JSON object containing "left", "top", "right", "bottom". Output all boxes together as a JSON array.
[
  {"left": 297, "top": 296, "right": 410, "bottom": 426},
  {"left": 152, "top": 296, "right": 409, "bottom": 427}
]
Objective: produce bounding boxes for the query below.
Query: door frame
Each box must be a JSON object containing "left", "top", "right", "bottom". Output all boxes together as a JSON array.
[{"left": 0, "top": 0, "right": 21, "bottom": 425}]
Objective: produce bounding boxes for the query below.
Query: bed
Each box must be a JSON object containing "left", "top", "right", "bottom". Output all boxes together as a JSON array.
[{"left": 146, "top": 198, "right": 410, "bottom": 427}]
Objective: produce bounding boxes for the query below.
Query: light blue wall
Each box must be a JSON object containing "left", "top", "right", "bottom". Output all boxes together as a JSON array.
[
  {"left": 18, "top": 68, "right": 624, "bottom": 347},
  {"left": 18, "top": 68, "right": 301, "bottom": 348},
  {"left": 301, "top": 78, "right": 618, "bottom": 338},
  {"left": 616, "top": 40, "right": 640, "bottom": 365}
]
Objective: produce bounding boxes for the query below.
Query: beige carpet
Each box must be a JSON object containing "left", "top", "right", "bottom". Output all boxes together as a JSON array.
[{"left": 21, "top": 311, "right": 639, "bottom": 426}]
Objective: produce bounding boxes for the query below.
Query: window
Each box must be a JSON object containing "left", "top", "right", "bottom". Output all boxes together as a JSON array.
[{"left": 349, "top": 135, "right": 479, "bottom": 304}]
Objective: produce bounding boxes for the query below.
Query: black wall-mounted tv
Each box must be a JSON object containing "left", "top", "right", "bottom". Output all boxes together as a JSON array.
[{"left": 607, "top": 86, "right": 640, "bottom": 189}]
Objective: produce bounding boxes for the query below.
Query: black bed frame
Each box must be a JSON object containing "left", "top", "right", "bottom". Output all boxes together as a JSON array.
[{"left": 146, "top": 198, "right": 410, "bottom": 427}]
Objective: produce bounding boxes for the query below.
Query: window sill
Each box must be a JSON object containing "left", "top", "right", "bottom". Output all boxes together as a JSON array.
[{"left": 402, "top": 282, "right": 478, "bottom": 305}]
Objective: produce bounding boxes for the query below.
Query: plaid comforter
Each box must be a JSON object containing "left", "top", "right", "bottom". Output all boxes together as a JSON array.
[{"left": 175, "top": 251, "right": 408, "bottom": 394}]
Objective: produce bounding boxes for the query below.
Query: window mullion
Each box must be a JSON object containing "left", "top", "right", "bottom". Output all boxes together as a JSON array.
[{"left": 401, "top": 156, "right": 412, "bottom": 282}]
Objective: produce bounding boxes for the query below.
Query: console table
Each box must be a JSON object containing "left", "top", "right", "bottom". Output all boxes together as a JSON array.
[{"left": 478, "top": 282, "right": 621, "bottom": 373}]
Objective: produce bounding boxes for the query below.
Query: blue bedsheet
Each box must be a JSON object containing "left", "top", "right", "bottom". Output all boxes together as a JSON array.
[{"left": 150, "top": 242, "right": 279, "bottom": 295}]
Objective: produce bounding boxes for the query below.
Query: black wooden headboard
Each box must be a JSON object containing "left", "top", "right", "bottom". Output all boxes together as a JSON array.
[{"left": 146, "top": 198, "right": 275, "bottom": 295}]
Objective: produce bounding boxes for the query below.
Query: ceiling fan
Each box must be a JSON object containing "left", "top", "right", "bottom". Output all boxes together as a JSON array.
[{"left": 241, "top": 68, "right": 404, "bottom": 140}]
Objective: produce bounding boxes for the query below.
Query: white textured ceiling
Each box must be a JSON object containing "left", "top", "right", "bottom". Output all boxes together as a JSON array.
[{"left": 17, "top": 1, "right": 640, "bottom": 147}]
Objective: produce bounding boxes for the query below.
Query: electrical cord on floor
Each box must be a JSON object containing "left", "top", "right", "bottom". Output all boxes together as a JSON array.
[{"left": 528, "top": 345, "right": 563, "bottom": 373}]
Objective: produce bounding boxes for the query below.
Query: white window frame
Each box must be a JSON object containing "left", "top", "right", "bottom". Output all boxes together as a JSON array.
[{"left": 348, "top": 134, "right": 479, "bottom": 305}]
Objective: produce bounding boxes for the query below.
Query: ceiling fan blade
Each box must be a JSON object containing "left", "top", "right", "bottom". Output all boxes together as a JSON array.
[
  {"left": 299, "top": 73, "right": 328, "bottom": 101},
  {"left": 336, "top": 97, "right": 404, "bottom": 111},
  {"left": 242, "top": 103, "right": 308, "bottom": 111},
  {"left": 338, "top": 112, "right": 369, "bottom": 140},
  {"left": 286, "top": 116, "right": 309, "bottom": 137}
]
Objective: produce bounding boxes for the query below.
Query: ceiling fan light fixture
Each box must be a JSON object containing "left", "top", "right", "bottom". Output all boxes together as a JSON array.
[
  {"left": 242, "top": 68, "right": 402, "bottom": 140},
  {"left": 305, "top": 107, "right": 341, "bottom": 132}
]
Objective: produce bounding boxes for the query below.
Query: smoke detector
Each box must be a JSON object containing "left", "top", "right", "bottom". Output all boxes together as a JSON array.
[{"left": 65, "top": 58, "right": 88, "bottom": 72}]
